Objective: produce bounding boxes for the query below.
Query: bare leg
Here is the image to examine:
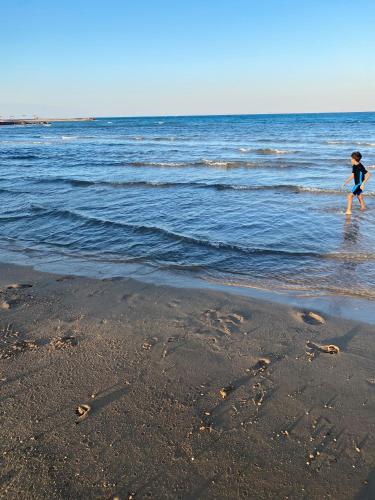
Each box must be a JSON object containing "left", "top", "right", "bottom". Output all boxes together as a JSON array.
[
  {"left": 358, "top": 194, "right": 366, "bottom": 210},
  {"left": 346, "top": 193, "right": 353, "bottom": 215}
]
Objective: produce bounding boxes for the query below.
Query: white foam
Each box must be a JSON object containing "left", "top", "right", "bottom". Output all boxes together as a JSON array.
[
  {"left": 203, "top": 159, "right": 230, "bottom": 167},
  {"left": 255, "top": 148, "right": 292, "bottom": 155}
]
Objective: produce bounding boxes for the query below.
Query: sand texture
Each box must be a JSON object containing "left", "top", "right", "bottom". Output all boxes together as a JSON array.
[{"left": 0, "top": 262, "right": 375, "bottom": 499}]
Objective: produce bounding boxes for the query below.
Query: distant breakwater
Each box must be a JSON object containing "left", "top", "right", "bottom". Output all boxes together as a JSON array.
[{"left": 0, "top": 117, "right": 95, "bottom": 126}]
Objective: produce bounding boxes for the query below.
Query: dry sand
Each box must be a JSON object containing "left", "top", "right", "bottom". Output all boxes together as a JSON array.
[{"left": 0, "top": 262, "right": 374, "bottom": 499}]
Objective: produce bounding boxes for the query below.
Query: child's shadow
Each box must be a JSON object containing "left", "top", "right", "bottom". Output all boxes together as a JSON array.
[
  {"left": 321, "top": 325, "right": 359, "bottom": 352},
  {"left": 89, "top": 385, "right": 129, "bottom": 415}
]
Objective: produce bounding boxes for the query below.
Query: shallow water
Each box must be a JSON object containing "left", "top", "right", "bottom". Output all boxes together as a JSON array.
[{"left": 1, "top": 112, "right": 375, "bottom": 299}]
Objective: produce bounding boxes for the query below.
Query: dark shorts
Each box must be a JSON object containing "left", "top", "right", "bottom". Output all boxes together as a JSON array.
[{"left": 352, "top": 186, "right": 363, "bottom": 196}]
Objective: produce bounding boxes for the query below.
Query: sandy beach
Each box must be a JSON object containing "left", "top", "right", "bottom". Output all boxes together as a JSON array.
[{"left": 0, "top": 262, "right": 374, "bottom": 499}]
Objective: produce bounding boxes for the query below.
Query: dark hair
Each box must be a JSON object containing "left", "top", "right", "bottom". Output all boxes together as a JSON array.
[{"left": 351, "top": 151, "right": 362, "bottom": 162}]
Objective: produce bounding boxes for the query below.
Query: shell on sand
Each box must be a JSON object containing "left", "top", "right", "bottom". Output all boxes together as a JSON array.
[
  {"left": 219, "top": 385, "right": 234, "bottom": 399},
  {"left": 75, "top": 404, "right": 91, "bottom": 423},
  {"left": 306, "top": 312, "right": 325, "bottom": 324},
  {"left": 307, "top": 341, "right": 340, "bottom": 354}
]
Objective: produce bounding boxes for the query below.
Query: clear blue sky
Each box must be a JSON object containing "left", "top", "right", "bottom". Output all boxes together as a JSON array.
[{"left": 1, "top": 0, "right": 374, "bottom": 117}]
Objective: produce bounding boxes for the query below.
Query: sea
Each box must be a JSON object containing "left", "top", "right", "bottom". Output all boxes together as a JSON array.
[{"left": 1, "top": 113, "right": 375, "bottom": 314}]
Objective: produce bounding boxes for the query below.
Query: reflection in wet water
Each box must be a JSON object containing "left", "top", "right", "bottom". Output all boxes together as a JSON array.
[
  {"left": 339, "top": 216, "right": 363, "bottom": 287},
  {"left": 343, "top": 216, "right": 360, "bottom": 245}
]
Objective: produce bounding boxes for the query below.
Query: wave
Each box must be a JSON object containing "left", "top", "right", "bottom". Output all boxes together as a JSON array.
[
  {"left": 128, "top": 159, "right": 309, "bottom": 169},
  {"left": 207, "top": 276, "right": 375, "bottom": 300},
  {"left": 30, "top": 177, "right": 375, "bottom": 196},
  {"left": 106, "top": 158, "right": 317, "bottom": 169},
  {"left": 254, "top": 148, "right": 296, "bottom": 155},
  {"left": 326, "top": 140, "right": 375, "bottom": 147},
  {"left": 325, "top": 140, "right": 351, "bottom": 145},
  {"left": 127, "top": 135, "right": 187, "bottom": 142},
  {"left": 0, "top": 213, "right": 34, "bottom": 222},
  {"left": 26, "top": 205, "right": 375, "bottom": 262},
  {"left": 4, "top": 154, "right": 40, "bottom": 160},
  {"left": 238, "top": 148, "right": 297, "bottom": 155},
  {"left": 39, "top": 178, "right": 181, "bottom": 189},
  {"left": 0, "top": 187, "right": 32, "bottom": 195},
  {"left": 28, "top": 205, "right": 314, "bottom": 255},
  {"left": 201, "top": 159, "right": 259, "bottom": 168},
  {"left": 296, "top": 185, "right": 375, "bottom": 196},
  {"left": 203, "top": 159, "right": 244, "bottom": 168},
  {"left": 323, "top": 252, "right": 375, "bottom": 262},
  {"left": 129, "top": 161, "right": 186, "bottom": 167}
]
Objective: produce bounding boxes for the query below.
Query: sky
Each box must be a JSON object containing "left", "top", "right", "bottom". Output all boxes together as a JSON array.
[{"left": 1, "top": 0, "right": 375, "bottom": 117}]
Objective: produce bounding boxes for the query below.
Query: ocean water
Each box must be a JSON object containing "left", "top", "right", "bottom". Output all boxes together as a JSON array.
[{"left": 1, "top": 113, "right": 375, "bottom": 300}]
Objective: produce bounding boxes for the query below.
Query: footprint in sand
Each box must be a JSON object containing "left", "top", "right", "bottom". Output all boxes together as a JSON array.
[
  {"left": 3, "top": 297, "right": 23, "bottom": 310},
  {"left": 202, "top": 309, "right": 244, "bottom": 335},
  {"left": 168, "top": 299, "right": 181, "bottom": 308},
  {"left": 298, "top": 311, "right": 325, "bottom": 326},
  {"left": 6, "top": 283, "right": 33, "bottom": 290},
  {"left": 142, "top": 337, "right": 158, "bottom": 350},
  {"left": 254, "top": 357, "right": 271, "bottom": 372},
  {"left": 121, "top": 293, "right": 139, "bottom": 304},
  {"left": 0, "top": 324, "right": 38, "bottom": 359},
  {"left": 51, "top": 335, "right": 79, "bottom": 349},
  {"left": 0, "top": 284, "right": 33, "bottom": 310}
]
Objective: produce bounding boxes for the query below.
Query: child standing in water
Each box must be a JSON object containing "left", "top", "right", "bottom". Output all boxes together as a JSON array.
[{"left": 342, "top": 151, "right": 371, "bottom": 215}]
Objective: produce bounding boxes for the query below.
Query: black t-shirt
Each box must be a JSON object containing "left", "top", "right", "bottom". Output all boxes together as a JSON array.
[{"left": 352, "top": 162, "right": 368, "bottom": 185}]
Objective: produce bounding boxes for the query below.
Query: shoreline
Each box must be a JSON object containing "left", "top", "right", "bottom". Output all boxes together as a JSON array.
[
  {"left": 1, "top": 251, "right": 374, "bottom": 326},
  {"left": 1, "top": 261, "right": 375, "bottom": 498}
]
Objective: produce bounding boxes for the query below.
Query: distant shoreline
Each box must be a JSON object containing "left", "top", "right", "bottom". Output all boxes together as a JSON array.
[
  {"left": 1, "top": 111, "right": 374, "bottom": 124},
  {"left": 0, "top": 117, "right": 95, "bottom": 126}
]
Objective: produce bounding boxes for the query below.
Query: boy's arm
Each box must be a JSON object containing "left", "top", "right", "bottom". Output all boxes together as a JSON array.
[
  {"left": 342, "top": 173, "right": 354, "bottom": 187},
  {"left": 361, "top": 171, "right": 371, "bottom": 189}
]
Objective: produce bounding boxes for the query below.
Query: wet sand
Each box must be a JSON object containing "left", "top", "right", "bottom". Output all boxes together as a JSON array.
[{"left": 0, "top": 262, "right": 375, "bottom": 499}]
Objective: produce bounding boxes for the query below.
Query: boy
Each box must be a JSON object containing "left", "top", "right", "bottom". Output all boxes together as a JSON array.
[{"left": 342, "top": 151, "right": 371, "bottom": 215}]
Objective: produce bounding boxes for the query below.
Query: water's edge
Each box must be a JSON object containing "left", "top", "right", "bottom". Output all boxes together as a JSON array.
[{"left": 1, "top": 252, "right": 374, "bottom": 326}]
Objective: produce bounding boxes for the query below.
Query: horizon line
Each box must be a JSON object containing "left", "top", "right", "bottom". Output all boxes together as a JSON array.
[{"left": 3, "top": 110, "right": 374, "bottom": 120}]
